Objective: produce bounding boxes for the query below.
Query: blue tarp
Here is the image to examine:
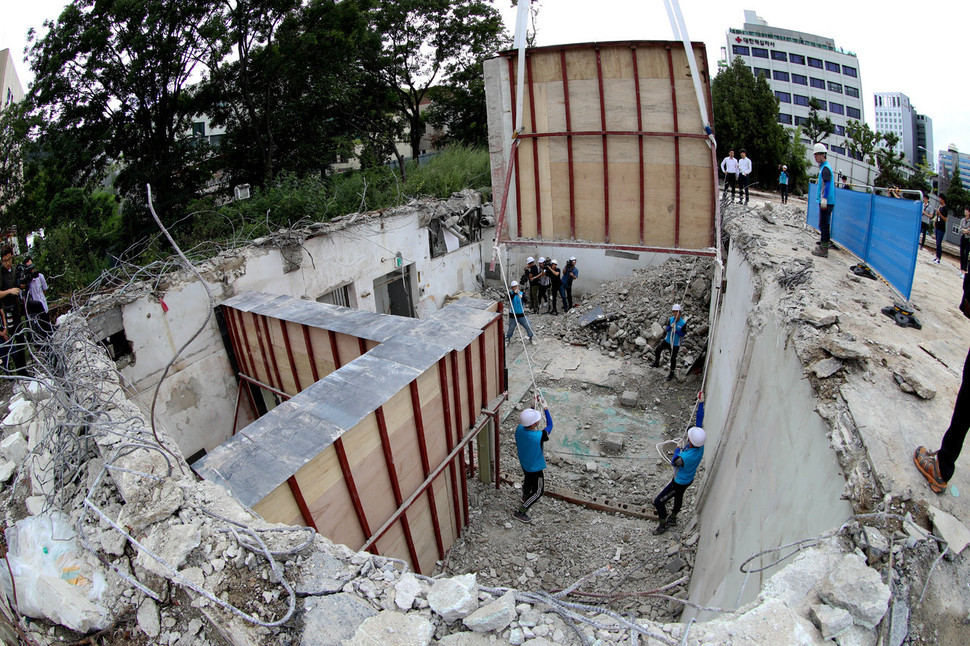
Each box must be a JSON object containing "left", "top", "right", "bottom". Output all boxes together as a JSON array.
[{"left": 807, "top": 183, "right": 922, "bottom": 300}]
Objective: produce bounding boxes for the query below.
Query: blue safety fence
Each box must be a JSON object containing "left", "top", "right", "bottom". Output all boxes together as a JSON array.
[{"left": 807, "top": 182, "right": 922, "bottom": 300}]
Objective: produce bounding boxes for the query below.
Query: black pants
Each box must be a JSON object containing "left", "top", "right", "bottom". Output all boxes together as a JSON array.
[
  {"left": 961, "top": 237, "right": 970, "bottom": 271},
  {"left": 722, "top": 174, "right": 737, "bottom": 199},
  {"left": 654, "top": 479, "right": 689, "bottom": 520},
  {"left": 819, "top": 205, "right": 834, "bottom": 245},
  {"left": 738, "top": 174, "right": 749, "bottom": 202},
  {"left": 538, "top": 284, "right": 548, "bottom": 306},
  {"left": 520, "top": 470, "right": 545, "bottom": 511},
  {"left": 921, "top": 221, "right": 930, "bottom": 246},
  {"left": 654, "top": 341, "right": 680, "bottom": 374},
  {"left": 548, "top": 284, "right": 561, "bottom": 313},
  {"left": 780, "top": 184, "right": 788, "bottom": 203},
  {"left": 938, "top": 347, "right": 970, "bottom": 481},
  {"left": 1, "top": 309, "right": 26, "bottom": 376},
  {"left": 564, "top": 284, "right": 574, "bottom": 311},
  {"left": 529, "top": 283, "right": 540, "bottom": 312}
]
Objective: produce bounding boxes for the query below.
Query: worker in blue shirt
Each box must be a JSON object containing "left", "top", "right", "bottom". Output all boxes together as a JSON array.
[
  {"left": 811, "top": 143, "right": 837, "bottom": 258},
  {"left": 654, "top": 391, "right": 706, "bottom": 535},
  {"left": 505, "top": 281, "right": 535, "bottom": 344},
  {"left": 514, "top": 403, "right": 553, "bottom": 523},
  {"left": 652, "top": 303, "right": 687, "bottom": 381}
]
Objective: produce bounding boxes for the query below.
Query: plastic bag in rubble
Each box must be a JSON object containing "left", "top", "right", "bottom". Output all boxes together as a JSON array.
[{"left": 0, "top": 513, "right": 108, "bottom": 633}]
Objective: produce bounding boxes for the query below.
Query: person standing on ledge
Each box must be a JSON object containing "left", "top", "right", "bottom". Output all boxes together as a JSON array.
[
  {"left": 514, "top": 402, "right": 553, "bottom": 523},
  {"left": 738, "top": 149, "right": 752, "bottom": 205},
  {"left": 654, "top": 391, "right": 706, "bottom": 534},
  {"left": 915, "top": 273, "right": 970, "bottom": 493},
  {"left": 778, "top": 165, "right": 789, "bottom": 204},
  {"left": 811, "top": 143, "right": 836, "bottom": 258},
  {"left": 653, "top": 303, "right": 687, "bottom": 381},
  {"left": 720, "top": 149, "right": 739, "bottom": 203}
]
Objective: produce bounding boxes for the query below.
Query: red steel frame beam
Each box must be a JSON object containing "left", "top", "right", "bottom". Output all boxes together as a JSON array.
[
  {"left": 438, "top": 358, "right": 464, "bottom": 536},
  {"left": 595, "top": 47, "right": 611, "bottom": 243},
  {"left": 328, "top": 329, "right": 342, "bottom": 369},
  {"left": 507, "top": 56, "right": 524, "bottom": 237},
  {"left": 666, "top": 45, "right": 682, "bottom": 248},
  {"left": 334, "top": 437, "right": 374, "bottom": 552},
  {"left": 287, "top": 476, "right": 319, "bottom": 531},
  {"left": 526, "top": 54, "right": 542, "bottom": 238},
  {"left": 251, "top": 312, "right": 274, "bottom": 390},
  {"left": 258, "top": 315, "right": 286, "bottom": 394},
  {"left": 464, "top": 345, "right": 477, "bottom": 479},
  {"left": 361, "top": 393, "right": 507, "bottom": 553},
  {"left": 631, "top": 45, "right": 646, "bottom": 245},
  {"left": 409, "top": 381, "right": 445, "bottom": 560},
  {"left": 235, "top": 310, "right": 258, "bottom": 382},
  {"left": 496, "top": 304, "right": 506, "bottom": 490},
  {"left": 501, "top": 238, "right": 716, "bottom": 257},
  {"left": 559, "top": 49, "right": 577, "bottom": 239},
  {"left": 301, "top": 326, "right": 321, "bottom": 382},
  {"left": 357, "top": 337, "right": 368, "bottom": 357},
  {"left": 278, "top": 320, "right": 303, "bottom": 393},
  {"left": 452, "top": 351, "right": 470, "bottom": 526},
  {"left": 222, "top": 307, "right": 251, "bottom": 379},
  {"left": 375, "top": 407, "right": 421, "bottom": 571},
  {"left": 230, "top": 382, "right": 243, "bottom": 436},
  {"left": 516, "top": 130, "right": 708, "bottom": 140}
]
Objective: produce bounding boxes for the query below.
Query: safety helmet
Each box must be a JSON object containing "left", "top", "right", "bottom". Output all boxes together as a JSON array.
[
  {"left": 672, "top": 303, "right": 682, "bottom": 311},
  {"left": 526, "top": 256, "right": 535, "bottom": 263},
  {"left": 550, "top": 259, "right": 558, "bottom": 265},
  {"left": 520, "top": 408, "right": 542, "bottom": 427},
  {"left": 510, "top": 280, "right": 518, "bottom": 287},
  {"left": 687, "top": 426, "right": 706, "bottom": 447},
  {"left": 538, "top": 256, "right": 546, "bottom": 263},
  {"left": 782, "top": 165, "right": 787, "bottom": 170},
  {"left": 569, "top": 256, "right": 577, "bottom": 261},
  {"left": 813, "top": 143, "right": 828, "bottom": 155}
]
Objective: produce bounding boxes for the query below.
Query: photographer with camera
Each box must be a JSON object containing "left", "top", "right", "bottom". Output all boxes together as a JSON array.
[{"left": 0, "top": 244, "right": 27, "bottom": 375}]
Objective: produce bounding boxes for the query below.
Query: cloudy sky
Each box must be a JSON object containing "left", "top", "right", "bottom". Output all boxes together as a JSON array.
[{"left": 4, "top": 1, "right": 967, "bottom": 167}]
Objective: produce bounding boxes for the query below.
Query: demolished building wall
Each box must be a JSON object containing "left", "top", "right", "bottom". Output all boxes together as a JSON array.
[{"left": 83, "top": 193, "right": 493, "bottom": 461}]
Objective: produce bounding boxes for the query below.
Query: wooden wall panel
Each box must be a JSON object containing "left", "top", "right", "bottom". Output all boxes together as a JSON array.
[{"left": 253, "top": 482, "right": 302, "bottom": 527}]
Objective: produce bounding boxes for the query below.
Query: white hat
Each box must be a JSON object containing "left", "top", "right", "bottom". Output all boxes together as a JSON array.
[
  {"left": 520, "top": 408, "right": 542, "bottom": 427},
  {"left": 687, "top": 426, "right": 706, "bottom": 447},
  {"left": 813, "top": 143, "right": 828, "bottom": 155},
  {"left": 569, "top": 256, "right": 577, "bottom": 261},
  {"left": 782, "top": 165, "right": 787, "bottom": 170},
  {"left": 526, "top": 256, "right": 535, "bottom": 263},
  {"left": 550, "top": 259, "right": 558, "bottom": 264},
  {"left": 672, "top": 303, "right": 682, "bottom": 311},
  {"left": 538, "top": 256, "right": 546, "bottom": 263},
  {"left": 510, "top": 280, "right": 518, "bottom": 287}
]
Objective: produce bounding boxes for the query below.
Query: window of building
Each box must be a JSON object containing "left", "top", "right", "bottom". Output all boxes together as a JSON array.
[
  {"left": 773, "top": 70, "right": 790, "bottom": 82},
  {"left": 775, "top": 91, "right": 791, "bottom": 103},
  {"left": 753, "top": 67, "right": 770, "bottom": 78},
  {"left": 792, "top": 73, "right": 808, "bottom": 85},
  {"left": 830, "top": 145, "right": 847, "bottom": 155},
  {"left": 317, "top": 284, "right": 357, "bottom": 308},
  {"left": 835, "top": 125, "right": 846, "bottom": 136},
  {"left": 845, "top": 86, "right": 859, "bottom": 98},
  {"left": 810, "top": 77, "right": 825, "bottom": 89},
  {"left": 771, "top": 50, "right": 787, "bottom": 61},
  {"left": 778, "top": 113, "right": 793, "bottom": 125},
  {"left": 808, "top": 57, "right": 823, "bottom": 68},
  {"left": 825, "top": 61, "right": 841, "bottom": 73},
  {"left": 794, "top": 94, "right": 810, "bottom": 106},
  {"left": 192, "top": 122, "right": 206, "bottom": 137},
  {"left": 794, "top": 116, "right": 808, "bottom": 127},
  {"left": 813, "top": 99, "right": 828, "bottom": 110},
  {"left": 843, "top": 65, "right": 858, "bottom": 77},
  {"left": 827, "top": 81, "right": 842, "bottom": 93},
  {"left": 789, "top": 53, "right": 805, "bottom": 65},
  {"left": 752, "top": 47, "right": 769, "bottom": 58},
  {"left": 732, "top": 45, "right": 750, "bottom": 56},
  {"left": 847, "top": 106, "right": 861, "bottom": 119},
  {"left": 829, "top": 102, "right": 844, "bottom": 115}
]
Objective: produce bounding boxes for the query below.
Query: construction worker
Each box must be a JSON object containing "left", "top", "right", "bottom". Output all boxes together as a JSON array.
[
  {"left": 524, "top": 257, "right": 541, "bottom": 312},
  {"left": 654, "top": 391, "right": 706, "bottom": 534},
  {"left": 563, "top": 257, "right": 579, "bottom": 312},
  {"left": 778, "top": 165, "right": 789, "bottom": 204},
  {"left": 811, "top": 143, "right": 836, "bottom": 258},
  {"left": 505, "top": 281, "right": 535, "bottom": 345},
  {"left": 653, "top": 303, "right": 687, "bottom": 381},
  {"left": 514, "top": 403, "right": 553, "bottom": 523}
]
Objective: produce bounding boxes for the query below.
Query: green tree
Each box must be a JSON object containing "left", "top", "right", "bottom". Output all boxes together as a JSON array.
[
  {"left": 781, "top": 127, "right": 809, "bottom": 193},
  {"left": 845, "top": 120, "right": 880, "bottom": 186},
  {"left": 802, "top": 98, "right": 835, "bottom": 145},
  {"left": 946, "top": 164, "right": 970, "bottom": 211},
  {"left": 874, "top": 131, "right": 906, "bottom": 189},
  {"left": 371, "top": 0, "right": 508, "bottom": 167},
  {"left": 712, "top": 57, "right": 788, "bottom": 187},
  {"left": 425, "top": 58, "right": 493, "bottom": 149},
  {"left": 906, "top": 159, "right": 933, "bottom": 196}
]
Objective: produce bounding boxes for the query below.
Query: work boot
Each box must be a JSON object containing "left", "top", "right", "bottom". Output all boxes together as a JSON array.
[
  {"left": 513, "top": 510, "right": 532, "bottom": 524},
  {"left": 914, "top": 446, "right": 948, "bottom": 493},
  {"left": 667, "top": 372, "right": 675, "bottom": 382},
  {"left": 529, "top": 336, "right": 535, "bottom": 345},
  {"left": 667, "top": 513, "right": 678, "bottom": 526},
  {"left": 811, "top": 244, "right": 828, "bottom": 258},
  {"left": 653, "top": 519, "right": 669, "bottom": 535}
]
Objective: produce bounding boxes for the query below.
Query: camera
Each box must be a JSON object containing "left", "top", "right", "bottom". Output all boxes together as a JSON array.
[{"left": 15, "top": 261, "right": 37, "bottom": 291}]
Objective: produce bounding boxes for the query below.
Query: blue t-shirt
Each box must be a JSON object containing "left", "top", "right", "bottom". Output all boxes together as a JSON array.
[
  {"left": 672, "top": 402, "right": 705, "bottom": 484},
  {"left": 563, "top": 265, "right": 579, "bottom": 287},
  {"left": 510, "top": 291, "right": 526, "bottom": 315},
  {"left": 515, "top": 409, "right": 553, "bottom": 473},
  {"left": 779, "top": 171, "right": 788, "bottom": 185}
]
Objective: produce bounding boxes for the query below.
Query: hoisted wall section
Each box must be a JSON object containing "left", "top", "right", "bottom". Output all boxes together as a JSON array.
[{"left": 196, "top": 293, "right": 506, "bottom": 575}]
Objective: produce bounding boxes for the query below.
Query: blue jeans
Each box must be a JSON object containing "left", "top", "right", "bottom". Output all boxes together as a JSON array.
[
  {"left": 936, "top": 228, "right": 945, "bottom": 261},
  {"left": 506, "top": 314, "right": 534, "bottom": 339}
]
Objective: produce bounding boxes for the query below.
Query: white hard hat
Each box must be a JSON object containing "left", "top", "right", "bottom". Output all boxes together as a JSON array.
[
  {"left": 520, "top": 408, "right": 542, "bottom": 427},
  {"left": 526, "top": 256, "right": 535, "bottom": 263},
  {"left": 782, "top": 165, "right": 787, "bottom": 170},
  {"left": 569, "top": 256, "right": 577, "bottom": 261},
  {"left": 550, "top": 259, "right": 558, "bottom": 264},
  {"left": 510, "top": 280, "right": 518, "bottom": 287},
  {"left": 538, "top": 256, "right": 546, "bottom": 263},
  {"left": 672, "top": 303, "right": 682, "bottom": 311},
  {"left": 687, "top": 426, "right": 706, "bottom": 447},
  {"left": 813, "top": 143, "right": 828, "bottom": 155}
]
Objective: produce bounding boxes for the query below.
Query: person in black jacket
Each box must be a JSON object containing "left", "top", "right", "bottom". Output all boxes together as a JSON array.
[{"left": 545, "top": 259, "right": 563, "bottom": 315}]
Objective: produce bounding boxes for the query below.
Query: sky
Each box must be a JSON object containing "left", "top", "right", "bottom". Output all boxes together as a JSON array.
[{"left": 3, "top": 1, "right": 968, "bottom": 167}]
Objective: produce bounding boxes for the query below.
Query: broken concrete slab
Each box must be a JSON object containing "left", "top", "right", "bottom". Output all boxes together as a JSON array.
[
  {"left": 437, "top": 632, "right": 495, "bottom": 645},
  {"left": 0, "top": 432, "right": 28, "bottom": 465},
  {"left": 343, "top": 611, "right": 435, "bottom": 646},
  {"left": 135, "top": 522, "right": 202, "bottom": 578},
  {"left": 810, "top": 603, "right": 853, "bottom": 640},
  {"left": 301, "top": 592, "right": 378, "bottom": 646},
  {"left": 0, "top": 460, "right": 15, "bottom": 482},
  {"left": 927, "top": 505, "right": 970, "bottom": 555},
  {"left": 462, "top": 590, "right": 515, "bottom": 633},
  {"left": 825, "top": 337, "right": 871, "bottom": 361},
  {"left": 811, "top": 357, "right": 843, "bottom": 378},
  {"left": 895, "top": 367, "right": 937, "bottom": 400},
  {"left": 428, "top": 574, "right": 478, "bottom": 623},
  {"left": 801, "top": 307, "right": 840, "bottom": 328},
  {"left": 618, "top": 391, "right": 638, "bottom": 407},
  {"left": 834, "top": 624, "right": 877, "bottom": 646},
  {"left": 817, "top": 554, "right": 890, "bottom": 629},
  {"left": 137, "top": 598, "right": 161, "bottom": 639},
  {"left": 296, "top": 547, "right": 356, "bottom": 595},
  {"left": 599, "top": 431, "right": 625, "bottom": 456},
  {"left": 394, "top": 572, "right": 424, "bottom": 610},
  {"left": 860, "top": 526, "right": 890, "bottom": 561}
]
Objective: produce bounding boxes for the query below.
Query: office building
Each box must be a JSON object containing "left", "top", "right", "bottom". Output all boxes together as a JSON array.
[
  {"left": 873, "top": 92, "right": 916, "bottom": 163},
  {"left": 721, "top": 10, "right": 868, "bottom": 184},
  {"left": 916, "top": 114, "right": 934, "bottom": 169},
  {"left": 938, "top": 144, "right": 970, "bottom": 192},
  {"left": 0, "top": 48, "right": 25, "bottom": 113}
]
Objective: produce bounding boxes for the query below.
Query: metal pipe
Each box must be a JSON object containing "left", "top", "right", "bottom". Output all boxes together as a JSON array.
[{"left": 236, "top": 373, "right": 291, "bottom": 401}]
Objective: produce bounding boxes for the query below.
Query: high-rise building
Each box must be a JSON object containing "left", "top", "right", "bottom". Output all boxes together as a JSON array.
[
  {"left": 938, "top": 145, "right": 970, "bottom": 192},
  {"left": 873, "top": 92, "right": 916, "bottom": 164},
  {"left": 0, "top": 49, "right": 24, "bottom": 113},
  {"left": 916, "top": 114, "right": 934, "bottom": 169},
  {"left": 721, "top": 10, "right": 868, "bottom": 184}
]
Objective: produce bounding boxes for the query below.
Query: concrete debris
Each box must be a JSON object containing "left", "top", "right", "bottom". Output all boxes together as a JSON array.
[
  {"left": 599, "top": 431, "right": 625, "bottom": 455},
  {"left": 824, "top": 337, "right": 871, "bottom": 361},
  {"left": 817, "top": 554, "right": 890, "bottom": 629},
  {"left": 801, "top": 306, "right": 840, "bottom": 328},
  {"left": 135, "top": 522, "right": 202, "bottom": 578},
  {"left": 302, "top": 592, "right": 377, "bottom": 646},
  {"left": 888, "top": 595, "right": 910, "bottom": 646},
  {"left": 137, "top": 598, "right": 161, "bottom": 639},
  {"left": 664, "top": 556, "right": 686, "bottom": 574},
  {"left": 437, "top": 632, "right": 495, "bottom": 645},
  {"left": 344, "top": 611, "right": 435, "bottom": 646},
  {"left": 297, "top": 546, "right": 358, "bottom": 595},
  {"left": 927, "top": 505, "right": 970, "bottom": 555},
  {"left": 894, "top": 367, "right": 936, "bottom": 400},
  {"left": 810, "top": 603, "right": 854, "bottom": 640},
  {"left": 859, "top": 526, "right": 890, "bottom": 561},
  {"left": 811, "top": 357, "right": 843, "bottom": 378},
  {"left": 834, "top": 624, "right": 878, "bottom": 646},
  {"left": 618, "top": 390, "right": 638, "bottom": 407},
  {"left": 394, "top": 572, "right": 425, "bottom": 610},
  {"left": 462, "top": 590, "right": 516, "bottom": 632},
  {"left": 428, "top": 574, "right": 478, "bottom": 623},
  {"left": 0, "top": 431, "right": 28, "bottom": 464},
  {"left": 0, "top": 460, "right": 15, "bottom": 482}
]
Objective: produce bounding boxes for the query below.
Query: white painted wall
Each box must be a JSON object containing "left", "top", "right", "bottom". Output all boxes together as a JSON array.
[
  {"left": 684, "top": 248, "right": 852, "bottom": 620},
  {"left": 114, "top": 196, "right": 494, "bottom": 460}
]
